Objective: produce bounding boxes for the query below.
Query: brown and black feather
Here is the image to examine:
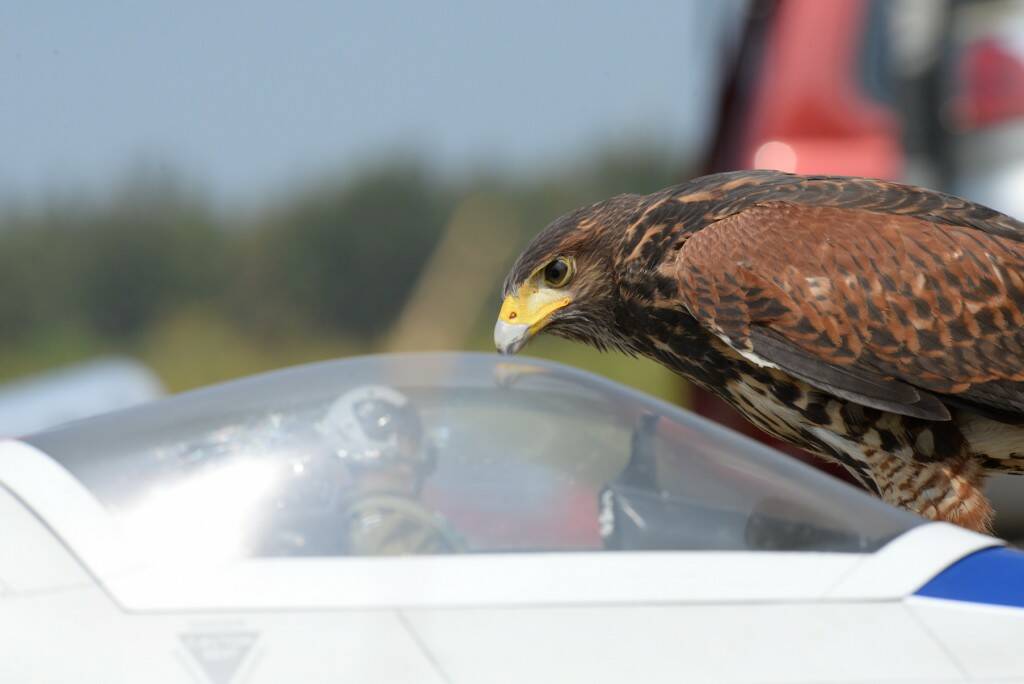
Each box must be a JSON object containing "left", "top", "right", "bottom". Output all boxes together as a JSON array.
[{"left": 501, "top": 170, "right": 1024, "bottom": 531}]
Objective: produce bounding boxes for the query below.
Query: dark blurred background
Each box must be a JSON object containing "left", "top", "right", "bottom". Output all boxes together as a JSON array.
[{"left": 4, "top": 1, "right": 1024, "bottom": 530}]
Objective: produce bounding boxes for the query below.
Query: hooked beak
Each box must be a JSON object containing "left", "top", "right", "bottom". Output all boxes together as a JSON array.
[
  {"left": 494, "top": 285, "right": 571, "bottom": 354},
  {"left": 494, "top": 318, "right": 531, "bottom": 355}
]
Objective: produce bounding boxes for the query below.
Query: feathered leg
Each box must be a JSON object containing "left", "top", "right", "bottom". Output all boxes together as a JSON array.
[{"left": 861, "top": 449, "right": 993, "bottom": 533}]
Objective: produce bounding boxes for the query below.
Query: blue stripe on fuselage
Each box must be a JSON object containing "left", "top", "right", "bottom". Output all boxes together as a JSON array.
[{"left": 915, "top": 546, "right": 1024, "bottom": 608}]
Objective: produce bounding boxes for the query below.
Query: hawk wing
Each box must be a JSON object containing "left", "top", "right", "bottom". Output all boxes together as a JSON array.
[{"left": 675, "top": 201, "right": 1024, "bottom": 422}]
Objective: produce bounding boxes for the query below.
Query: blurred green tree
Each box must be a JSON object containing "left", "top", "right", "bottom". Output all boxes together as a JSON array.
[
  {"left": 232, "top": 161, "right": 451, "bottom": 337},
  {"left": 79, "top": 188, "right": 225, "bottom": 338},
  {"left": 0, "top": 143, "right": 694, "bottom": 395}
]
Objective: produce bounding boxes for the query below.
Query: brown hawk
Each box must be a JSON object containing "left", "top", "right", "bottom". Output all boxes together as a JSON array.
[{"left": 494, "top": 170, "right": 1024, "bottom": 532}]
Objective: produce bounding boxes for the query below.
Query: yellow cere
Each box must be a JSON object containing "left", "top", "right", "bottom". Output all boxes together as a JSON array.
[{"left": 499, "top": 282, "right": 572, "bottom": 332}]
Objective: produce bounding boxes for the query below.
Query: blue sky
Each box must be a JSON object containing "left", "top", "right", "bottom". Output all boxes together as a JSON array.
[{"left": 1, "top": 1, "right": 741, "bottom": 203}]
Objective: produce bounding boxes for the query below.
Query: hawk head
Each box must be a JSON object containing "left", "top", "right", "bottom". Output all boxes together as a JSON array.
[{"left": 494, "top": 194, "right": 643, "bottom": 354}]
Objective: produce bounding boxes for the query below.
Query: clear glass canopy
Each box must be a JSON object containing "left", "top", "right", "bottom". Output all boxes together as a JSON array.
[{"left": 27, "top": 353, "right": 919, "bottom": 560}]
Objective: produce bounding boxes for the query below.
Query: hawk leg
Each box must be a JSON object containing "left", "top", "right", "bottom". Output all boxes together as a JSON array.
[{"left": 860, "top": 450, "right": 993, "bottom": 533}]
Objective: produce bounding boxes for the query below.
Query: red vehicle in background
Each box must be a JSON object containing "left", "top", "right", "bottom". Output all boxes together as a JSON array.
[{"left": 716, "top": 0, "right": 904, "bottom": 180}]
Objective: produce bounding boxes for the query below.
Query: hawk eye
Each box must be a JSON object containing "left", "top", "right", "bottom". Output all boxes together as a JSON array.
[{"left": 542, "top": 257, "right": 573, "bottom": 288}]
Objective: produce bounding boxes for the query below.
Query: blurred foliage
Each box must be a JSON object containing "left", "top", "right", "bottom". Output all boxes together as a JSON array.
[
  {"left": 232, "top": 163, "right": 451, "bottom": 337},
  {"left": 0, "top": 143, "right": 693, "bottom": 401}
]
